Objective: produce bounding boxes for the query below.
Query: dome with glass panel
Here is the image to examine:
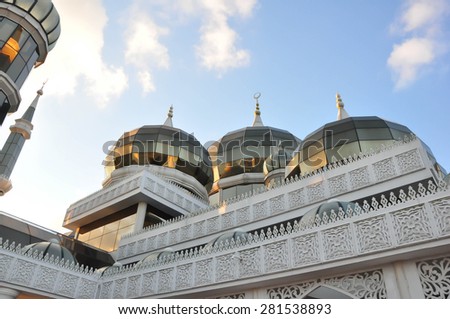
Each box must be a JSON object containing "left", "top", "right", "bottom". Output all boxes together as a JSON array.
[
  {"left": 22, "top": 238, "right": 76, "bottom": 264},
  {"left": 2, "top": 0, "right": 61, "bottom": 50},
  {"left": 103, "top": 107, "right": 213, "bottom": 197},
  {"left": 263, "top": 144, "right": 292, "bottom": 175},
  {"left": 209, "top": 99, "right": 300, "bottom": 189}
]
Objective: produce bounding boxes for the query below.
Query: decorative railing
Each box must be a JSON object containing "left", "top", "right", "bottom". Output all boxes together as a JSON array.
[
  {"left": 65, "top": 167, "right": 209, "bottom": 223},
  {"left": 0, "top": 240, "right": 99, "bottom": 298},
  {"left": 118, "top": 138, "right": 435, "bottom": 259},
  {"left": 100, "top": 185, "right": 450, "bottom": 298},
  {"left": 1, "top": 186, "right": 449, "bottom": 298}
]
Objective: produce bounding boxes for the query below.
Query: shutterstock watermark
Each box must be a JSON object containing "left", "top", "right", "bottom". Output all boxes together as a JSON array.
[{"left": 101, "top": 130, "right": 349, "bottom": 170}]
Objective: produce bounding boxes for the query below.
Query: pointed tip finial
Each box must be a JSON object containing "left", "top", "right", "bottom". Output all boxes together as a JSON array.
[
  {"left": 37, "top": 80, "right": 47, "bottom": 96},
  {"left": 163, "top": 105, "right": 174, "bottom": 127},
  {"left": 252, "top": 92, "right": 264, "bottom": 126},
  {"left": 336, "top": 92, "right": 349, "bottom": 120},
  {"left": 336, "top": 92, "right": 344, "bottom": 109}
]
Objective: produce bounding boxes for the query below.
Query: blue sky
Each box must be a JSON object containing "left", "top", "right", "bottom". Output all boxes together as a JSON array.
[{"left": 1, "top": 0, "right": 449, "bottom": 232}]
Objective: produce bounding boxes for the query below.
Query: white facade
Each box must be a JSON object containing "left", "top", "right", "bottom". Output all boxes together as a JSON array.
[{"left": 0, "top": 135, "right": 449, "bottom": 299}]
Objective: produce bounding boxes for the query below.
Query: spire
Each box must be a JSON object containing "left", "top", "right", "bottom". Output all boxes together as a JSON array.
[
  {"left": 252, "top": 92, "right": 264, "bottom": 127},
  {"left": 0, "top": 84, "right": 45, "bottom": 195},
  {"left": 336, "top": 92, "right": 349, "bottom": 120},
  {"left": 163, "top": 105, "right": 174, "bottom": 127}
]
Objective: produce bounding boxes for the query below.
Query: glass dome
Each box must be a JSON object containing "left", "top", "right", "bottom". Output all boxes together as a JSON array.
[
  {"left": 104, "top": 125, "right": 213, "bottom": 192},
  {"left": 264, "top": 144, "right": 292, "bottom": 175},
  {"left": 135, "top": 248, "right": 174, "bottom": 266},
  {"left": 287, "top": 116, "right": 413, "bottom": 178},
  {"left": 203, "top": 229, "right": 248, "bottom": 251},
  {"left": 299, "top": 201, "right": 355, "bottom": 228},
  {"left": 209, "top": 126, "right": 300, "bottom": 182},
  {"left": 2, "top": 0, "right": 61, "bottom": 50},
  {"left": 22, "top": 238, "right": 76, "bottom": 264}
]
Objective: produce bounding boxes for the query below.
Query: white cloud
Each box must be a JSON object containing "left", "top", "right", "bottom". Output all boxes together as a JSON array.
[
  {"left": 124, "top": 8, "right": 170, "bottom": 94},
  {"left": 194, "top": 0, "right": 257, "bottom": 73},
  {"left": 387, "top": 38, "right": 435, "bottom": 89},
  {"left": 30, "top": 0, "right": 128, "bottom": 107},
  {"left": 387, "top": 0, "right": 449, "bottom": 89}
]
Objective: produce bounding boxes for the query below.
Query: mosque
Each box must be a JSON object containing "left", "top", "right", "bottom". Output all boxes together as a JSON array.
[{"left": 0, "top": 0, "right": 449, "bottom": 299}]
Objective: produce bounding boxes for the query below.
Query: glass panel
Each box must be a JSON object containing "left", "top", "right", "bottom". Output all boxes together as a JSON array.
[
  {"left": 300, "top": 150, "right": 327, "bottom": 174},
  {"left": 30, "top": 0, "right": 53, "bottom": 22},
  {"left": 223, "top": 186, "right": 237, "bottom": 200},
  {"left": 356, "top": 128, "right": 391, "bottom": 140},
  {"left": 0, "top": 19, "right": 17, "bottom": 42},
  {"left": 41, "top": 8, "right": 60, "bottom": 31},
  {"left": 7, "top": 54, "right": 26, "bottom": 81},
  {"left": 89, "top": 226, "right": 104, "bottom": 240},
  {"left": 360, "top": 140, "right": 394, "bottom": 153},
  {"left": 327, "top": 141, "right": 361, "bottom": 162},
  {"left": 104, "top": 220, "right": 120, "bottom": 234},
  {"left": 14, "top": 0, "right": 35, "bottom": 11},
  {"left": 99, "top": 232, "right": 117, "bottom": 252},
  {"left": 119, "top": 214, "right": 136, "bottom": 228}
]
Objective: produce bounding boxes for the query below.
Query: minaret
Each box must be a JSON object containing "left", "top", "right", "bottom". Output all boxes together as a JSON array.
[
  {"left": 163, "top": 105, "right": 174, "bottom": 127},
  {"left": 0, "top": 86, "right": 44, "bottom": 195},
  {"left": 336, "top": 92, "right": 349, "bottom": 120},
  {"left": 252, "top": 92, "right": 264, "bottom": 127}
]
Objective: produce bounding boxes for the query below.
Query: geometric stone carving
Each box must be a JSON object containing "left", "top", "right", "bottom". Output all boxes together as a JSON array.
[
  {"left": 113, "top": 278, "right": 126, "bottom": 299},
  {"left": 0, "top": 255, "right": 13, "bottom": 280},
  {"left": 34, "top": 266, "right": 59, "bottom": 291},
  {"left": 216, "top": 253, "right": 236, "bottom": 282},
  {"left": 270, "top": 195, "right": 285, "bottom": 215},
  {"left": 396, "top": 149, "right": 423, "bottom": 174},
  {"left": 142, "top": 271, "right": 157, "bottom": 295},
  {"left": 195, "top": 258, "right": 213, "bottom": 286},
  {"left": 56, "top": 273, "right": 79, "bottom": 298},
  {"left": 267, "top": 281, "right": 317, "bottom": 299},
  {"left": 373, "top": 158, "right": 396, "bottom": 182},
  {"left": 349, "top": 167, "right": 370, "bottom": 189},
  {"left": 291, "top": 233, "right": 321, "bottom": 266},
  {"left": 264, "top": 240, "right": 289, "bottom": 272},
  {"left": 216, "top": 293, "right": 246, "bottom": 299},
  {"left": 207, "top": 216, "right": 220, "bottom": 233},
  {"left": 180, "top": 225, "right": 192, "bottom": 241},
  {"left": 391, "top": 205, "right": 433, "bottom": 245},
  {"left": 417, "top": 257, "right": 450, "bottom": 299},
  {"left": 10, "top": 260, "right": 35, "bottom": 286},
  {"left": 158, "top": 268, "right": 174, "bottom": 293},
  {"left": 239, "top": 248, "right": 262, "bottom": 277},
  {"left": 236, "top": 206, "right": 251, "bottom": 225},
  {"left": 100, "top": 281, "right": 113, "bottom": 298},
  {"left": 77, "top": 279, "right": 97, "bottom": 299},
  {"left": 328, "top": 174, "right": 348, "bottom": 196},
  {"left": 288, "top": 189, "right": 305, "bottom": 209},
  {"left": 254, "top": 201, "right": 268, "bottom": 220},
  {"left": 126, "top": 275, "right": 141, "bottom": 298},
  {"left": 324, "top": 270, "right": 387, "bottom": 299},
  {"left": 431, "top": 199, "right": 450, "bottom": 236},
  {"left": 194, "top": 221, "right": 206, "bottom": 237},
  {"left": 307, "top": 182, "right": 325, "bottom": 202},
  {"left": 222, "top": 211, "right": 236, "bottom": 229},
  {"left": 322, "top": 225, "right": 354, "bottom": 260},
  {"left": 355, "top": 216, "right": 391, "bottom": 253},
  {"left": 176, "top": 263, "right": 193, "bottom": 290}
]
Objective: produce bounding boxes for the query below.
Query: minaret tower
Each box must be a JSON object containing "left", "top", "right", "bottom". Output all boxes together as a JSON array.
[{"left": 0, "top": 85, "right": 44, "bottom": 195}]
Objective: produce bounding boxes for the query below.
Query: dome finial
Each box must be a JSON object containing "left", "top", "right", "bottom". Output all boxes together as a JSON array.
[
  {"left": 37, "top": 79, "right": 47, "bottom": 96},
  {"left": 163, "top": 105, "right": 174, "bottom": 127},
  {"left": 336, "top": 92, "right": 349, "bottom": 120},
  {"left": 252, "top": 92, "right": 264, "bottom": 126}
]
